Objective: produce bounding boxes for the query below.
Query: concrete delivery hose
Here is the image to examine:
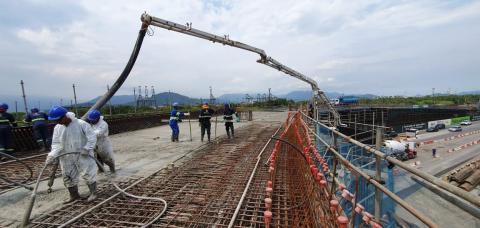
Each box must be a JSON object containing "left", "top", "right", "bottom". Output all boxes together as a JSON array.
[{"left": 21, "top": 152, "right": 167, "bottom": 228}]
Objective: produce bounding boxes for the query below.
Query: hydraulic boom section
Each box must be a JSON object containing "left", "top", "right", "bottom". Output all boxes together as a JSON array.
[{"left": 141, "top": 13, "right": 342, "bottom": 126}]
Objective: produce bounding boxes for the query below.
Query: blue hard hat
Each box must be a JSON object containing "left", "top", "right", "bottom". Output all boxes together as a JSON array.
[
  {"left": 87, "top": 109, "right": 101, "bottom": 121},
  {"left": 31, "top": 108, "right": 39, "bottom": 113},
  {"left": 48, "top": 106, "right": 67, "bottom": 120},
  {"left": 172, "top": 102, "right": 179, "bottom": 107},
  {"left": 0, "top": 103, "right": 8, "bottom": 110}
]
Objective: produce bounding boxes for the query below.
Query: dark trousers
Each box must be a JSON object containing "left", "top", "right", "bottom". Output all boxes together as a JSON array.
[
  {"left": 33, "top": 124, "right": 50, "bottom": 149},
  {"left": 200, "top": 122, "right": 211, "bottom": 141},
  {"left": 0, "top": 127, "right": 14, "bottom": 153},
  {"left": 225, "top": 122, "right": 234, "bottom": 137}
]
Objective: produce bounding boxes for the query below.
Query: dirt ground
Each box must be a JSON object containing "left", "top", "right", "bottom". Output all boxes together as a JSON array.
[{"left": 0, "top": 111, "right": 287, "bottom": 227}]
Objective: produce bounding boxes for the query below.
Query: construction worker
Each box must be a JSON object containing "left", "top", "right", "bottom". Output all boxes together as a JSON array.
[
  {"left": 44, "top": 106, "right": 98, "bottom": 203},
  {"left": 308, "top": 103, "right": 314, "bottom": 118},
  {"left": 198, "top": 103, "right": 215, "bottom": 142},
  {"left": 169, "top": 102, "right": 189, "bottom": 142},
  {"left": 25, "top": 108, "right": 50, "bottom": 152},
  {"left": 0, "top": 103, "right": 17, "bottom": 155},
  {"left": 86, "top": 109, "right": 115, "bottom": 173},
  {"left": 223, "top": 103, "right": 237, "bottom": 139}
]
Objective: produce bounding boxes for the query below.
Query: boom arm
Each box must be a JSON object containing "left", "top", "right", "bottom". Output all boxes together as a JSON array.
[{"left": 141, "top": 13, "right": 341, "bottom": 126}]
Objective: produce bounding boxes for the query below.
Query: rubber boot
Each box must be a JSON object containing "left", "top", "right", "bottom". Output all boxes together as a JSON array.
[
  {"left": 171, "top": 135, "right": 175, "bottom": 142},
  {"left": 39, "top": 145, "right": 46, "bottom": 152},
  {"left": 106, "top": 161, "right": 116, "bottom": 173},
  {"left": 64, "top": 186, "right": 81, "bottom": 204},
  {"left": 87, "top": 182, "right": 97, "bottom": 202},
  {"left": 96, "top": 155, "right": 104, "bottom": 173}
]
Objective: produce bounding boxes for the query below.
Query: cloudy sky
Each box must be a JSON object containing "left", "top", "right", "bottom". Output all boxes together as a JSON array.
[{"left": 1, "top": 0, "right": 479, "bottom": 101}]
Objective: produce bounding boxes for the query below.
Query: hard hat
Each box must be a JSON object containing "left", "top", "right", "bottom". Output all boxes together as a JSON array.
[
  {"left": 87, "top": 109, "right": 101, "bottom": 121},
  {"left": 204, "top": 102, "right": 209, "bottom": 105},
  {"left": 0, "top": 103, "right": 8, "bottom": 110},
  {"left": 48, "top": 106, "right": 67, "bottom": 121},
  {"left": 172, "top": 102, "right": 179, "bottom": 107},
  {"left": 31, "top": 108, "right": 39, "bottom": 113}
]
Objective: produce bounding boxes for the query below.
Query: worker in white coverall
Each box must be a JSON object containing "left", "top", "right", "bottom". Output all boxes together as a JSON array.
[
  {"left": 86, "top": 109, "right": 115, "bottom": 173},
  {"left": 45, "top": 106, "right": 98, "bottom": 203}
]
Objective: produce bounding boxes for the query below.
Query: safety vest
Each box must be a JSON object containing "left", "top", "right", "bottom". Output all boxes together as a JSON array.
[
  {"left": 0, "top": 113, "right": 14, "bottom": 127},
  {"left": 32, "top": 117, "right": 46, "bottom": 122},
  {"left": 199, "top": 110, "right": 212, "bottom": 119},
  {"left": 169, "top": 110, "right": 181, "bottom": 121}
]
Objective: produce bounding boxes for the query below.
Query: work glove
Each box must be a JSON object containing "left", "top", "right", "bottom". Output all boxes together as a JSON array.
[
  {"left": 184, "top": 112, "right": 190, "bottom": 116},
  {"left": 45, "top": 155, "right": 55, "bottom": 165}
]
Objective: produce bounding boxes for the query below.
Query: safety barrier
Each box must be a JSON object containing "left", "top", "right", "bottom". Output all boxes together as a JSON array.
[{"left": 419, "top": 129, "right": 480, "bottom": 146}]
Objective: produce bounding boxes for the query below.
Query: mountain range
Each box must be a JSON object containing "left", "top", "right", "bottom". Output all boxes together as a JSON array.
[{"left": 2, "top": 90, "right": 478, "bottom": 111}]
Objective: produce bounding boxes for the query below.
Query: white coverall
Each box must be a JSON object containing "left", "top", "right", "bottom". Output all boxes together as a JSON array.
[
  {"left": 48, "top": 112, "right": 97, "bottom": 187},
  {"left": 91, "top": 116, "right": 114, "bottom": 164}
]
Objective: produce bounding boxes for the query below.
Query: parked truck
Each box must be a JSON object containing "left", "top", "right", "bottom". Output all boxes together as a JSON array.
[{"left": 383, "top": 140, "right": 417, "bottom": 161}]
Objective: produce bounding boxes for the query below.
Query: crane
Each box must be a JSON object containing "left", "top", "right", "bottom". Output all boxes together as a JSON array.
[{"left": 85, "top": 13, "right": 342, "bottom": 126}]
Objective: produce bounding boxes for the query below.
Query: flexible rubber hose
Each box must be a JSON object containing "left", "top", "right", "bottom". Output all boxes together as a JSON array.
[
  {"left": 0, "top": 151, "right": 34, "bottom": 190},
  {"left": 22, "top": 152, "right": 167, "bottom": 227},
  {"left": 112, "top": 183, "right": 168, "bottom": 228},
  {"left": 82, "top": 22, "right": 148, "bottom": 119}
]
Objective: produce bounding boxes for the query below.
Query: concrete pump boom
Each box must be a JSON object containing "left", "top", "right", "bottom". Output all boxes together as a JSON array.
[{"left": 141, "top": 13, "right": 342, "bottom": 126}]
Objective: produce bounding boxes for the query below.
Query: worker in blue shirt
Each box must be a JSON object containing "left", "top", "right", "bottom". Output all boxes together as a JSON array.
[
  {"left": 0, "top": 103, "right": 17, "bottom": 154},
  {"left": 25, "top": 108, "right": 50, "bottom": 152},
  {"left": 169, "top": 102, "right": 189, "bottom": 142}
]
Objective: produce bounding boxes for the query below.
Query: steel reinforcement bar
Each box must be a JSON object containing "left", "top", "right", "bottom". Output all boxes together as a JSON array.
[{"left": 29, "top": 123, "right": 280, "bottom": 227}]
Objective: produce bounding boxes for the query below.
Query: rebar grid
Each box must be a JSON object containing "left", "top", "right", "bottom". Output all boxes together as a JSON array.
[
  {"left": 29, "top": 178, "right": 138, "bottom": 227},
  {"left": 29, "top": 116, "right": 355, "bottom": 227},
  {"left": 50, "top": 124, "right": 278, "bottom": 227},
  {"left": 0, "top": 154, "right": 59, "bottom": 193}
]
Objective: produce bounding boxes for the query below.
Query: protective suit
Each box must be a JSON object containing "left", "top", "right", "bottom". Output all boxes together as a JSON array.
[
  {"left": 48, "top": 112, "right": 97, "bottom": 188},
  {"left": 91, "top": 116, "right": 115, "bottom": 172}
]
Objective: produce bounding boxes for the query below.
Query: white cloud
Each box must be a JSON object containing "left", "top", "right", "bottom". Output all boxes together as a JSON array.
[
  {"left": 2, "top": 0, "right": 480, "bottom": 100},
  {"left": 16, "top": 27, "right": 59, "bottom": 54}
]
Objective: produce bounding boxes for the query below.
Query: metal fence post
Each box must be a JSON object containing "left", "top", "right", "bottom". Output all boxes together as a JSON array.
[
  {"left": 375, "top": 127, "right": 384, "bottom": 220},
  {"left": 329, "top": 132, "right": 338, "bottom": 201}
]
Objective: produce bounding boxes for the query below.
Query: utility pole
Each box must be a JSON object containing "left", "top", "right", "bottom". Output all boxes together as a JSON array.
[
  {"left": 151, "top": 86, "right": 157, "bottom": 108},
  {"left": 168, "top": 90, "right": 172, "bottom": 109},
  {"left": 133, "top": 87, "right": 137, "bottom": 113},
  {"left": 20, "top": 80, "right": 28, "bottom": 114},
  {"left": 432, "top": 88, "right": 435, "bottom": 105},
  {"left": 209, "top": 86, "right": 216, "bottom": 104},
  {"left": 107, "top": 85, "right": 113, "bottom": 116},
  {"left": 72, "top": 84, "right": 78, "bottom": 115},
  {"left": 15, "top": 101, "right": 18, "bottom": 119}
]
